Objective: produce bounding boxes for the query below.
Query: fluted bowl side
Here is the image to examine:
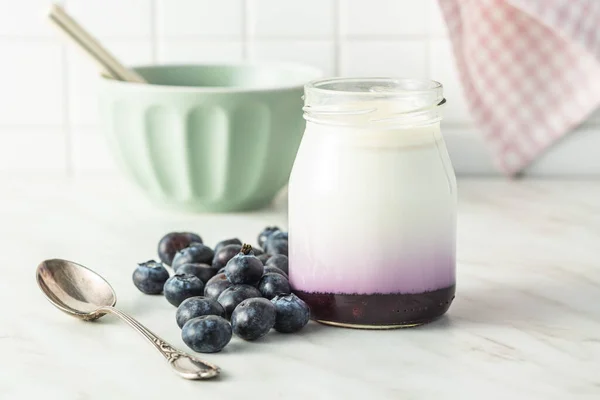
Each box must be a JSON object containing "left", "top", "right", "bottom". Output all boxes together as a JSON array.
[{"left": 99, "top": 64, "right": 321, "bottom": 212}]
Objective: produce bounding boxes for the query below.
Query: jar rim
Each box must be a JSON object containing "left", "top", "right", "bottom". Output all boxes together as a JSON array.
[
  {"left": 305, "top": 77, "right": 443, "bottom": 98},
  {"left": 303, "top": 77, "right": 445, "bottom": 127}
]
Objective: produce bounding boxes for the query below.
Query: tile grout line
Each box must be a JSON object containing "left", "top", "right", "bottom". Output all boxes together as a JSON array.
[
  {"left": 13, "top": 121, "right": 600, "bottom": 129},
  {"left": 333, "top": 0, "right": 341, "bottom": 75},
  {"left": 62, "top": 44, "right": 73, "bottom": 178},
  {"left": 61, "top": 0, "right": 72, "bottom": 178},
  {"left": 150, "top": 0, "right": 158, "bottom": 63},
  {"left": 0, "top": 35, "right": 450, "bottom": 42},
  {"left": 425, "top": 0, "right": 432, "bottom": 80},
  {"left": 425, "top": 40, "right": 432, "bottom": 81},
  {"left": 242, "top": 0, "right": 249, "bottom": 60}
]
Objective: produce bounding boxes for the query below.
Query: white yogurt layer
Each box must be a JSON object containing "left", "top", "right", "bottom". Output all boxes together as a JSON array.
[{"left": 289, "top": 122, "right": 457, "bottom": 294}]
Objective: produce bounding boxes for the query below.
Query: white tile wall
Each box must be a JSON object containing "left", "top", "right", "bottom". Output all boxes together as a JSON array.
[
  {"left": 340, "top": 0, "right": 428, "bottom": 36},
  {"left": 0, "top": 41, "right": 64, "bottom": 125},
  {"left": 156, "top": 0, "right": 242, "bottom": 38},
  {"left": 0, "top": 0, "right": 598, "bottom": 176},
  {"left": 0, "top": 129, "right": 67, "bottom": 172},
  {"left": 247, "top": 0, "right": 335, "bottom": 38},
  {"left": 66, "top": 0, "right": 152, "bottom": 38},
  {"left": 68, "top": 40, "right": 153, "bottom": 126},
  {"left": 428, "top": 0, "right": 449, "bottom": 37},
  {"left": 0, "top": 0, "right": 58, "bottom": 37},
  {"left": 157, "top": 40, "right": 244, "bottom": 64},
  {"left": 70, "top": 128, "right": 118, "bottom": 175},
  {"left": 430, "top": 38, "right": 474, "bottom": 125},
  {"left": 248, "top": 41, "right": 336, "bottom": 75},
  {"left": 341, "top": 40, "right": 427, "bottom": 77}
]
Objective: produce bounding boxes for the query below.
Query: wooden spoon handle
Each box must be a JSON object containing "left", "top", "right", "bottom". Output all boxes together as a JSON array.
[{"left": 48, "top": 4, "right": 147, "bottom": 83}]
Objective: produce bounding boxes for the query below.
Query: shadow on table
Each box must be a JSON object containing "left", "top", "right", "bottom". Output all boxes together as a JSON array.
[{"left": 226, "top": 321, "right": 330, "bottom": 353}]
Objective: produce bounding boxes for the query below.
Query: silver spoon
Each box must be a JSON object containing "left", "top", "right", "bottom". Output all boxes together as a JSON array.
[{"left": 36, "top": 258, "right": 220, "bottom": 380}]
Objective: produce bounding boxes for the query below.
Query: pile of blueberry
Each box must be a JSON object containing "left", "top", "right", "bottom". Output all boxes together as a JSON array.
[{"left": 132, "top": 227, "right": 310, "bottom": 353}]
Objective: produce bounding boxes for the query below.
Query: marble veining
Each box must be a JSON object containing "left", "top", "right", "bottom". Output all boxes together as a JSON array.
[{"left": 1, "top": 177, "right": 600, "bottom": 399}]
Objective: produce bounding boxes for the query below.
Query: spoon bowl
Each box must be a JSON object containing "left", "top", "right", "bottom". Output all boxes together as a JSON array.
[
  {"left": 36, "top": 258, "right": 220, "bottom": 380},
  {"left": 37, "top": 259, "right": 116, "bottom": 320}
]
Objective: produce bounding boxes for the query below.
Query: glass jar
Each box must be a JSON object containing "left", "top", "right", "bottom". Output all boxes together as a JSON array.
[{"left": 288, "top": 78, "right": 456, "bottom": 329}]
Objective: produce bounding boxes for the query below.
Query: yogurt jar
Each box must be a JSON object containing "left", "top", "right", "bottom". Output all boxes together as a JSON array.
[{"left": 288, "top": 78, "right": 456, "bottom": 328}]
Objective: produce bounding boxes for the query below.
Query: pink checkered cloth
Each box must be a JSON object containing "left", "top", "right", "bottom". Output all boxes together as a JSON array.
[{"left": 439, "top": 0, "right": 600, "bottom": 175}]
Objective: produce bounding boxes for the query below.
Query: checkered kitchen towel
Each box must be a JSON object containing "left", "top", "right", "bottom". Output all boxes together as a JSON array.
[{"left": 440, "top": 0, "right": 600, "bottom": 175}]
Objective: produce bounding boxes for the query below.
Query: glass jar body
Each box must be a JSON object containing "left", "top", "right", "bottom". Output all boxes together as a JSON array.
[{"left": 289, "top": 118, "right": 456, "bottom": 328}]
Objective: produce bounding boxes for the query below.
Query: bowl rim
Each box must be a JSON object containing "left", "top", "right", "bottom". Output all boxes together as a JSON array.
[{"left": 100, "top": 62, "right": 324, "bottom": 93}]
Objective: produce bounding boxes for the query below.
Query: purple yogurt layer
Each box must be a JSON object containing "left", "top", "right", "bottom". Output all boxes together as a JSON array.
[{"left": 289, "top": 250, "right": 455, "bottom": 294}]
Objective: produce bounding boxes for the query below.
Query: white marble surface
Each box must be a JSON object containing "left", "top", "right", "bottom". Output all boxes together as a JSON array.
[{"left": 1, "top": 176, "right": 600, "bottom": 399}]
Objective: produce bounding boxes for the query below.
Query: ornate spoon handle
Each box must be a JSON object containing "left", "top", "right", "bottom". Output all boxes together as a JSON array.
[{"left": 97, "top": 306, "right": 220, "bottom": 380}]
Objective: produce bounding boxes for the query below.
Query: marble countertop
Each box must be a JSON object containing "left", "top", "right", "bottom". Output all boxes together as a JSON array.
[{"left": 1, "top": 177, "right": 600, "bottom": 399}]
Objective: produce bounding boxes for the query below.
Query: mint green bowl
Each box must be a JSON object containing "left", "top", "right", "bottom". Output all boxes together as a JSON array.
[{"left": 99, "top": 64, "right": 321, "bottom": 212}]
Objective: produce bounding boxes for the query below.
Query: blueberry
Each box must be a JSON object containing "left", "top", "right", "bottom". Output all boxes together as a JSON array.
[
  {"left": 157, "top": 232, "right": 202, "bottom": 266},
  {"left": 176, "top": 263, "right": 219, "bottom": 283},
  {"left": 176, "top": 297, "right": 226, "bottom": 328},
  {"left": 132, "top": 260, "right": 169, "bottom": 294},
  {"left": 265, "top": 254, "right": 288, "bottom": 274},
  {"left": 224, "top": 244, "right": 264, "bottom": 285},
  {"left": 212, "top": 244, "right": 242, "bottom": 270},
  {"left": 264, "top": 231, "right": 288, "bottom": 256},
  {"left": 273, "top": 231, "right": 288, "bottom": 240},
  {"left": 204, "top": 273, "right": 232, "bottom": 300},
  {"left": 217, "top": 284, "right": 262, "bottom": 319},
  {"left": 257, "top": 254, "right": 271, "bottom": 265},
  {"left": 271, "top": 293, "right": 310, "bottom": 333},
  {"left": 263, "top": 265, "right": 288, "bottom": 279},
  {"left": 257, "top": 226, "right": 280, "bottom": 249},
  {"left": 214, "top": 238, "right": 242, "bottom": 254},
  {"left": 164, "top": 274, "right": 205, "bottom": 307},
  {"left": 231, "top": 298, "right": 276, "bottom": 341},
  {"left": 181, "top": 315, "right": 232, "bottom": 353},
  {"left": 258, "top": 273, "right": 291, "bottom": 300},
  {"left": 251, "top": 247, "right": 264, "bottom": 256},
  {"left": 172, "top": 244, "right": 214, "bottom": 271}
]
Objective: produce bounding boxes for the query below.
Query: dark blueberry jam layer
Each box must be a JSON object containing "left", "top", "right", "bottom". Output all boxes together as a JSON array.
[{"left": 294, "top": 285, "right": 455, "bottom": 328}]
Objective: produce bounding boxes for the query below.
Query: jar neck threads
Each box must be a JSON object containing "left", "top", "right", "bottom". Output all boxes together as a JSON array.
[{"left": 303, "top": 78, "right": 444, "bottom": 128}]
